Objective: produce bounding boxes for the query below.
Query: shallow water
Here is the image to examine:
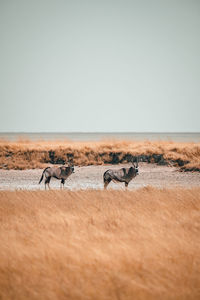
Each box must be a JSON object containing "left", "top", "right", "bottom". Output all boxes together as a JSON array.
[
  {"left": 0, "top": 164, "right": 200, "bottom": 191},
  {"left": 0, "top": 132, "right": 200, "bottom": 142}
]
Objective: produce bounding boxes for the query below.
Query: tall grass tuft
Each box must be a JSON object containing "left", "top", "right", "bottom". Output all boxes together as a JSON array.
[{"left": 0, "top": 188, "right": 200, "bottom": 299}]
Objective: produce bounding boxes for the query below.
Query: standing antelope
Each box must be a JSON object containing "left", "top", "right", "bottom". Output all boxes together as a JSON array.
[
  {"left": 39, "top": 165, "right": 74, "bottom": 189},
  {"left": 103, "top": 157, "right": 139, "bottom": 189}
]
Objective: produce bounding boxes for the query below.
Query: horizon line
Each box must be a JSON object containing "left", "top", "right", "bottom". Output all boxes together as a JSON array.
[{"left": 0, "top": 131, "right": 200, "bottom": 134}]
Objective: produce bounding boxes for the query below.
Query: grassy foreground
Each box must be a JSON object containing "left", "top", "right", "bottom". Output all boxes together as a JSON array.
[
  {"left": 0, "top": 188, "right": 200, "bottom": 300},
  {"left": 0, "top": 139, "right": 200, "bottom": 170}
]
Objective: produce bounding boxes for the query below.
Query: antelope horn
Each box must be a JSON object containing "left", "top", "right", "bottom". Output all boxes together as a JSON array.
[
  {"left": 136, "top": 156, "right": 139, "bottom": 167},
  {"left": 67, "top": 160, "right": 72, "bottom": 166},
  {"left": 132, "top": 157, "right": 136, "bottom": 167}
]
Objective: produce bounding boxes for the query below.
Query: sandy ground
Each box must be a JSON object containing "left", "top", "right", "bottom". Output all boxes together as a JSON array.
[{"left": 0, "top": 163, "right": 200, "bottom": 190}]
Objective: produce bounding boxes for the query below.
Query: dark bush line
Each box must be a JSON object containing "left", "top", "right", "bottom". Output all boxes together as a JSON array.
[
  {"left": 180, "top": 166, "right": 200, "bottom": 172},
  {"left": 0, "top": 148, "right": 199, "bottom": 172},
  {"left": 46, "top": 150, "right": 194, "bottom": 170}
]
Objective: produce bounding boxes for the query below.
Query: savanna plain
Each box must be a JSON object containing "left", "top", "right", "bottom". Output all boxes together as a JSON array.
[{"left": 0, "top": 139, "right": 200, "bottom": 299}]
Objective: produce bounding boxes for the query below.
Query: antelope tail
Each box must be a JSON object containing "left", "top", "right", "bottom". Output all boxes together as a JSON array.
[
  {"left": 103, "top": 170, "right": 110, "bottom": 182},
  {"left": 39, "top": 167, "right": 49, "bottom": 184}
]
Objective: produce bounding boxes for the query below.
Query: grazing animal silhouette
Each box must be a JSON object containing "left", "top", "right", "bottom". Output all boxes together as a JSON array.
[
  {"left": 103, "top": 157, "right": 139, "bottom": 189},
  {"left": 39, "top": 165, "right": 74, "bottom": 189}
]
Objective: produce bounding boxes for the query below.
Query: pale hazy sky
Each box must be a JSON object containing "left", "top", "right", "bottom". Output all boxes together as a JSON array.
[{"left": 0, "top": 0, "right": 200, "bottom": 132}]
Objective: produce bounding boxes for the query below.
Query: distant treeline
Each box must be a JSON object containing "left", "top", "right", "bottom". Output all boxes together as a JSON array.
[{"left": 0, "top": 139, "right": 200, "bottom": 171}]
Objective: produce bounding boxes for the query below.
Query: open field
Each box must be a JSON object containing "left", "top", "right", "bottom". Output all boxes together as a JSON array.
[
  {"left": 0, "top": 188, "right": 200, "bottom": 299},
  {"left": 0, "top": 163, "right": 200, "bottom": 190},
  {"left": 0, "top": 139, "right": 200, "bottom": 171}
]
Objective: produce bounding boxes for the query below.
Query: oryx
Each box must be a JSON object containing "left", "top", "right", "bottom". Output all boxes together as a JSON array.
[
  {"left": 103, "top": 157, "right": 139, "bottom": 189},
  {"left": 39, "top": 164, "right": 74, "bottom": 189}
]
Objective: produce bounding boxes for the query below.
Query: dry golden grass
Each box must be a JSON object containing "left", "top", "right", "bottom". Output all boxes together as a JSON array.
[
  {"left": 0, "top": 139, "right": 200, "bottom": 171},
  {"left": 0, "top": 188, "right": 200, "bottom": 299}
]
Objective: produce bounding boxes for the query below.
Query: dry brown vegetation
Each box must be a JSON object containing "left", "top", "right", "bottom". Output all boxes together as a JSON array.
[
  {"left": 0, "top": 139, "right": 200, "bottom": 171},
  {"left": 0, "top": 187, "right": 200, "bottom": 299}
]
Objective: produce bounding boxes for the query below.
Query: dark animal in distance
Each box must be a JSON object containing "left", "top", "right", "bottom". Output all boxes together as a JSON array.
[
  {"left": 39, "top": 165, "right": 74, "bottom": 189},
  {"left": 103, "top": 158, "right": 139, "bottom": 189}
]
